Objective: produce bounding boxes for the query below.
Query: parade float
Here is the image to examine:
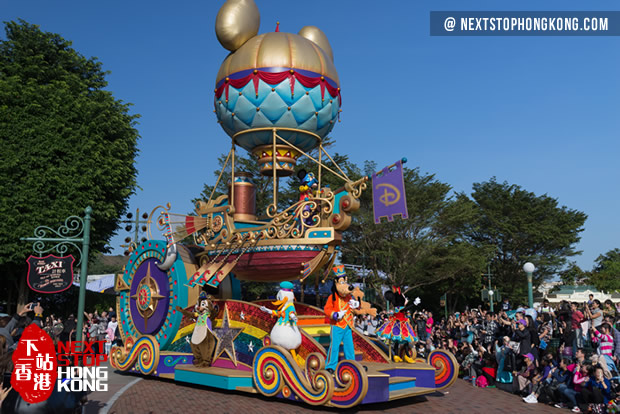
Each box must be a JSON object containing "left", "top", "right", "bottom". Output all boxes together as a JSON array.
[{"left": 110, "top": 0, "right": 458, "bottom": 407}]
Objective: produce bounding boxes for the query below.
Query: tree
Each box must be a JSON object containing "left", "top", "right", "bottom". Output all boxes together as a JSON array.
[
  {"left": 341, "top": 163, "right": 489, "bottom": 308},
  {"left": 0, "top": 21, "right": 140, "bottom": 311},
  {"left": 558, "top": 261, "right": 586, "bottom": 286},
  {"left": 460, "top": 178, "right": 587, "bottom": 305},
  {"left": 588, "top": 249, "right": 620, "bottom": 292}
]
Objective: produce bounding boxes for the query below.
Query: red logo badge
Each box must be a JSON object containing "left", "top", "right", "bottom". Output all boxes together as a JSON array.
[{"left": 11, "top": 324, "right": 58, "bottom": 403}]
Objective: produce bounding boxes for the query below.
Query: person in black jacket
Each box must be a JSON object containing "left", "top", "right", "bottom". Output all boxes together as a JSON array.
[
  {"left": 513, "top": 319, "right": 532, "bottom": 354},
  {"left": 59, "top": 315, "right": 76, "bottom": 343},
  {"left": 526, "top": 315, "right": 540, "bottom": 361}
]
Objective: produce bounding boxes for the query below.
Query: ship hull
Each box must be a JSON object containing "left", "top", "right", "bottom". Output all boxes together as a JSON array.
[{"left": 215, "top": 248, "right": 322, "bottom": 282}]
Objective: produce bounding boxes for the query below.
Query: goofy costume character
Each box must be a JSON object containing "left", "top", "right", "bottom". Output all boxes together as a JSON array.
[{"left": 323, "top": 265, "right": 360, "bottom": 373}]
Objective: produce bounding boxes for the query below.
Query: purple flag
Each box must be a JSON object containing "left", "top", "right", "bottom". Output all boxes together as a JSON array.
[{"left": 372, "top": 160, "right": 408, "bottom": 224}]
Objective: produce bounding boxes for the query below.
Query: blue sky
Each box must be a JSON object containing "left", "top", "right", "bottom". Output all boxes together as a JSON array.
[{"left": 2, "top": 0, "right": 619, "bottom": 271}]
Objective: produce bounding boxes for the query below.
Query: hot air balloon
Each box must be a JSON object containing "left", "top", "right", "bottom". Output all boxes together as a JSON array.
[{"left": 214, "top": 0, "right": 340, "bottom": 176}]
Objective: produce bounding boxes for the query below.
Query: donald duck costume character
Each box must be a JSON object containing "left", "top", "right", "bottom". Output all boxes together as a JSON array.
[
  {"left": 323, "top": 265, "right": 360, "bottom": 373},
  {"left": 260, "top": 281, "right": 304, "bottom": 365}
]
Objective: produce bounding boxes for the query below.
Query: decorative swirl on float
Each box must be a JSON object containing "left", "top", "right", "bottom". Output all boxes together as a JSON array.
[
  {"left": 253, "top": 345, "right": 334, "bottom": 406},
  {"left": 427, "top": 349, "right": 458, "bottom": 390},
  {"left": 110, "top": 335, "right": 159, "bottom": 375},
  {"left": 344, "top": 176, "right": 368, "bottom": 200},
  {"left": 330, "top": 360, "right": 369, "bottom": 408},
  {"left": 147, "top": 203, "right": 171, "bottom": 240},
  {"left": 263, "top": 198, "right": 333, "bottom": 241},
  {"left": 164, "top": 355, "right": 188, "bottom": 367}
]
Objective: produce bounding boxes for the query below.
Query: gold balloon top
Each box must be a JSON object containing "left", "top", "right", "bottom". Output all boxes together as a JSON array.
[
  {"left": 215, "top": 31, "right": 339, "bottom": 87},
  {"left": 215, "top": 0, "right": 260, "bottom": 52}
]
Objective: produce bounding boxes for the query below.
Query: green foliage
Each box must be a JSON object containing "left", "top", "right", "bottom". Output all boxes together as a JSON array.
[
  {"left": 460, "top": 178, "right": 587, "bottom": 305},
  {"left": 240, "top": 281, "right": 278, "bottom": 301},
  {"left": 88, "top": 253, "right": 126, "bottom": 275},
  {"left": 194, "top": 154, "right": 587, "bottom": 309},
  {"left": 38, "top": 286, "right": 116, "bottom": 318},
  {"left": 558, "top": 261, "right": 587, "bottom": 286},
  {"left": 341, "top": 165, "right": 489, "bottom": 303},
  {"left": 587, "top": 249, "right": 620, "bottom": 292},
  {"left": 0, "top": 20, "right": 139, "bottom": 304}
]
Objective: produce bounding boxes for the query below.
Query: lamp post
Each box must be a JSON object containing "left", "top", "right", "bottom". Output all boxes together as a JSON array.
[
  {"left": 484, "top": 263, "right": 494, "bottom": 312},
  {"left": 523, "top": 262, "right": 535, "bottom": 309}
]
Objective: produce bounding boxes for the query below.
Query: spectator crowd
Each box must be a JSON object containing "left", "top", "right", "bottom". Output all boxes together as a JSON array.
[
  {"left": 356, "top": 295, "right": 620, "bottom": 413},
  {"left": 4, "top": 295, "right": 620, "bottom": 413}
]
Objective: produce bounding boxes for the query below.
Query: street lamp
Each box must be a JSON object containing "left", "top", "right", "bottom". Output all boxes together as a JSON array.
[
  {"left": 483, "top": 263, "right": 494, "bottom": 312},
  {"left": 523, "top": 262, "right": 535, "bottom": 308}
]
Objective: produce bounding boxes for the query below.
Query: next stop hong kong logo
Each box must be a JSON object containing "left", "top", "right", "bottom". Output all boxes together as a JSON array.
[{"left": 11, "top": 324, "right": 108, "bottom": 403}]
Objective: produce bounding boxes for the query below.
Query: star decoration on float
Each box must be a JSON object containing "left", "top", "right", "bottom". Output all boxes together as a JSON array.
[
  {"left": 212, "top": 305, "right": 243, "bottom": 366},
  {"left": 130, "top": 263, "right": 165, "bottom": 331},
  {"left": 247, "top": 341, "right": 254, "bottom": 353},
  {"left": 240, "top": 312, "right": 245, "bottom": 321}
]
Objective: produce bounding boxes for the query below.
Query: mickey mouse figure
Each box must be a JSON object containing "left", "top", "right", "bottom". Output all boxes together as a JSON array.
[
  {"left": 297, "top": 169, "right": 319, "bottom": 226},
  {"left": 297, "top": 169, "right": 318, "bottom": 201}
]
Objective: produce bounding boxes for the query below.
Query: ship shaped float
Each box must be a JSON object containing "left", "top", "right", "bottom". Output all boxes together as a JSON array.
[{"left": 111, "top": 0, "right": 458, "bottom": 407}]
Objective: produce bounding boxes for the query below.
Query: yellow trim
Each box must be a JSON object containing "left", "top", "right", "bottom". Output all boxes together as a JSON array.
[
  {"left": 173, "top": 324, "right": 195, "bottom": 343},
  {"left": 301, "top": 325, "right": 331, "bottom": 336}
]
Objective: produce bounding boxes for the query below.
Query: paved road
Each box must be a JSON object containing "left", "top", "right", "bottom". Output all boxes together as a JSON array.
[
  {"left": 105, "top": 376, "right": 560, "bottom": 414},
  {"left": 82, "top": 364, "right": 141, "bottom": 414}
]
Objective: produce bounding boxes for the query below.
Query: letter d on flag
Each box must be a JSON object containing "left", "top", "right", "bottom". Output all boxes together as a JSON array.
[{"left": 372, "top": 159, "right": 408, "bottom": 224}]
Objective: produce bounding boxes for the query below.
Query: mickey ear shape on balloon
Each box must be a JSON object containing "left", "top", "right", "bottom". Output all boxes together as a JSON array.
[
  {"left": 215, "top": 0, "right": 260, "bottom": 52},
  {"left": 298, "top": 26, "right": 334, "bottom": 62}
]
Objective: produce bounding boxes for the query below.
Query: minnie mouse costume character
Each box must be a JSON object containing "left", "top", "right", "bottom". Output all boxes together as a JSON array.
[{"left": 376, "top": 287, "right": 417, "bottom": 363}]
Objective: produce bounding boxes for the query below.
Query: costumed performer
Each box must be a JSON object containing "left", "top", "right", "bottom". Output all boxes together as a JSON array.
[
  {"left": 176, "top": 291, "right": 216, "bottom": 367},
  {"left": 376, "top": 287, "right": 418, "bottom": 363},
  {"left": 323, "top": 265, "right": 360, "bottom": 374},
  {"left": 260, "top": 281, "right": 304, "bottom": 366}
]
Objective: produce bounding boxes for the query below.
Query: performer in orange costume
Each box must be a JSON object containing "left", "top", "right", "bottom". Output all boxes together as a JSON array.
[{"left": 323, "top": 265, "right": 360, "bottom": 373}]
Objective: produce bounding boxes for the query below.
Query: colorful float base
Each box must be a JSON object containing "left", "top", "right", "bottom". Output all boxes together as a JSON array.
[{"left": 110, "top": 297, "right": 458, "bottom": 408}]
